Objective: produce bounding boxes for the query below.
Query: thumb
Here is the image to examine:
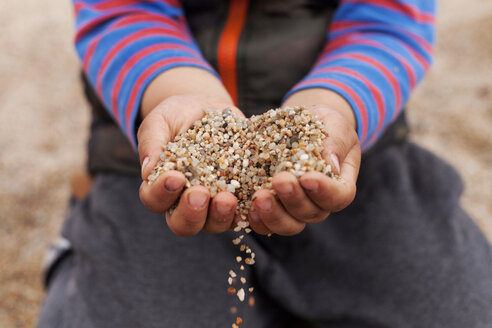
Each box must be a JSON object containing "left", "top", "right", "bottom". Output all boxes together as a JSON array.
[
  {"left": 137, "top": 108, "right": 172, "bottom": 181},
  {"left": 317, "top": 109, "right": 361, "bottom": 184},
  {"left": 299, "top": 107, "right": 361, "bottom": 212}
]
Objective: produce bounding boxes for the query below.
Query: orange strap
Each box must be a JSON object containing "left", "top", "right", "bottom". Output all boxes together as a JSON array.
[{"left": 217, "top": 0, "right": 250, "bottom": 105}]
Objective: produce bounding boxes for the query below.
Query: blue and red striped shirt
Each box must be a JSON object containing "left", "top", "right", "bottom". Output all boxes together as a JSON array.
[{"left": 73, "top": 0, "right": 435, "bottom": 150}]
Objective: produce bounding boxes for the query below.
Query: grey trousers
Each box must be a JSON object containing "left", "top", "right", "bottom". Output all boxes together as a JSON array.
[{"left": 37, "top": 141, "right": 492, "bottom": 328}]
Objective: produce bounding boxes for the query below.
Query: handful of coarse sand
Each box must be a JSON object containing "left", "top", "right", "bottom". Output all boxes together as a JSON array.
[{"left": 148, "top": 106, "right": 337, "bottom": 230}]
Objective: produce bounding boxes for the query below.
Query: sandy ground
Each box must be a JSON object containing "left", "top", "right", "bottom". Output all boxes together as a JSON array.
[{"left": 0, "top": 0, "right": 491, "bottom": 327}]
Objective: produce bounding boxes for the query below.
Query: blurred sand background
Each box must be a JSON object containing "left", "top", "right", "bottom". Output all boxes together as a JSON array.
[{"left": 0, "top": 0, "right": 491, "bottom": 326}]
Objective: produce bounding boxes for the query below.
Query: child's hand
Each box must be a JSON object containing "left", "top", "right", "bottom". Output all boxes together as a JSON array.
[
  {"left": 248, "top": 90, "right": 361, "bottom": 236},
  {"left": 138, "top": 94, "right": 244, "bottom": 236}
]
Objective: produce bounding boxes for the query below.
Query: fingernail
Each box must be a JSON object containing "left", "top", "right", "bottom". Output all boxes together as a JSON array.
[
  {"left": 217, "top": 202, "right": 234, "bottom": 215},
  {"left": 255, "top": 197, "right": 272, "bottom": 212},
  {"left": 165, "top": 177, "right": 183, "bottom": 192},
  {"left": 249, "top": 209, "right": 260, "bottom": 223},
  {"left": 277, "top": 182, "right": 293, "bottom": 196},
  {"left": 141, "top": 156, "right": 149, "bottom": 176},
  {"left": 330, "top": 153, "right": 341, "bottom": 175},
  {"left": 188, "top": 192, "right": 208, "bottom": 209},
  {"left": 300, "top": 179, "right": 319, "bottom": 193}
]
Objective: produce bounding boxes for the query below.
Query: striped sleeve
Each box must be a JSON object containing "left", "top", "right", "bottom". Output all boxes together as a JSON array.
[
  {"left": 284, "top": 0, "right": 436, "bottom": 150},
  {"left": 73, "top": 0, "right": 216, "bottom": 148}
]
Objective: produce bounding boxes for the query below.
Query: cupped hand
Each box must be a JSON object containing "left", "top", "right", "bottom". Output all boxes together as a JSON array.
[
  {"left": 138, "top": 94, "right": 244, "bottom": 237},
  {"left": 248, "top": 103, "right": 361, "bottom": 236}
]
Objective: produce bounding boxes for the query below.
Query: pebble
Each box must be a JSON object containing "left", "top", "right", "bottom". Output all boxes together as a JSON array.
[{"left": 237, "top": 288, "right": 245, "bottom": 302}]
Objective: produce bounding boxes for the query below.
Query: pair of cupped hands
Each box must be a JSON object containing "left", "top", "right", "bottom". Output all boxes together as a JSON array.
[{"left": 138, "top": 68, "right": 361, "bottom": 237}]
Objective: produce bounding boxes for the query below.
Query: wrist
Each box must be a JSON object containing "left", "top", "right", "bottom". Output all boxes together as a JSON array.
[
  {"left": 282, "top": 88, "right": 357, "bottom": 130},
  {"left": 141, "top": 67, "right": 233, "bottom": 119}
]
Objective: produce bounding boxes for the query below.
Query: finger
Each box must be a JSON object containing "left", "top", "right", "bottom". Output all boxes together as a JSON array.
[
  {"left": 166, "top": 186, "right": 210, "bottom": 237},
  {"left": 321, "top": 130, "right": 357, "bottom": 177},
  {"left": 139, "top": 170, "right": 186, "bottom": 213},
  {"left": 338, "top": 140, "right": 362, "bottom": 187},
  {"left": 137, "top": 109, "right": 173, "bottom": 180},
  {"left": 272, "top": 172, "right": 329, "bottom": 223},
  {"left": 299, "top": 171, "right": 356, "bottom": 213},
  {"left": 251, "top": 189, "right": 306, "bottom": 236},
  {"left": 302, "top": 107, "right": 360, "bottom": 213},
  {"left": 310, "top": 107, "right": 359, "bottom": 176},
  {"left": 202, "top": 192, "right": 237, "bottom": 233},
  {"left": 248, "top": 209, "right": 273, "bottom": 235},
  {"left": 299, "top": 137, "right": 360, "bottom": 213}
]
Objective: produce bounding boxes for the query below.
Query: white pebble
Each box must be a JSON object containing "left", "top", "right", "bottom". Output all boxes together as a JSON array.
[
  {"left": 237, "top": 288, "right": 245, "bottom": 302},
  {"left": 237, "top": 220, "right": 249, "bottom": 228}
]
